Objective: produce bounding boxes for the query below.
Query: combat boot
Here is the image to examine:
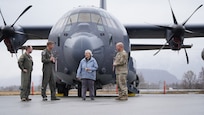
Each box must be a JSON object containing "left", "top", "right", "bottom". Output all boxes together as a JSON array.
[
  {"left": 120, "top": 96, "right": 128, "bottom": 101},
  {"left": 115, "top": 95, "right": 122, "bottom": 100}
]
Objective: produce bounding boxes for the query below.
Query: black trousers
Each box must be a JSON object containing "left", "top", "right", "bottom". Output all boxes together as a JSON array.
[{"left": 81, "top": 79, "right": 95, "bottom": 99}]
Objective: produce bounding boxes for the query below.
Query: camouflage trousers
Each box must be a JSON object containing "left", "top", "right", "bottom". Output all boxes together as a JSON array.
[{"left": 116, "top": 73, "right": 128, "bottom": 97}]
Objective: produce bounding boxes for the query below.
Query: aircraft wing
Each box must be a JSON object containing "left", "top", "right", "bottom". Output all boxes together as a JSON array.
[
  {"left": 185, "top": 25, "right": 204, "bottom": 38},
  {"left": 125, "top": 25, "right": 166, "bottom": 38},
  {"left": 19, "top": 26, "right": 52, "bottom": 50},
  {"left": 21, "top": 45, "right": 46, "bottom": 50},
  {"left": 22, "top": 25, "right": 204, "bottom": 40},
  {"left": 125, "top": 24, "right": 204, "bottom": 38},
  {"left": 131, "top": 44, "right": 192, "bottom": 51},
  {"left": 22, "top": 26, "right": 52, "bottom": 40}
]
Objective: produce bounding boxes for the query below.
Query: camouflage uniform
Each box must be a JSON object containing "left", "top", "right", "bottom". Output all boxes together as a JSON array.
[
  {"left": 41, "top": 49, "right": 56, "bottom": 99},
  {"left": 18, "top": 53, "right": 33, "bottom": 99},
  {"left": 113, "top": 50, "right": 128, "bottom": 98}
]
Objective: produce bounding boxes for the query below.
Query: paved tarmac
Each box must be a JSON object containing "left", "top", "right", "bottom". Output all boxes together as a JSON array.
[{"left": 0, "top": 94, "right": 203, "bottom": 115}]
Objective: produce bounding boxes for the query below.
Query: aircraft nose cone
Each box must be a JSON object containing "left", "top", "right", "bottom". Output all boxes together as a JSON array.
[{"left": 64, "top": 32, "right": 104, "bottom": 65}]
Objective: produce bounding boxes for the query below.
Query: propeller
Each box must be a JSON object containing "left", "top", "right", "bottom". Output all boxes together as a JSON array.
[
  {"left": 0, "top": 5, "right": 32, "bottom": 54},
  {"left": 153, "top": 0, "right": 203, "bottom": 64}
]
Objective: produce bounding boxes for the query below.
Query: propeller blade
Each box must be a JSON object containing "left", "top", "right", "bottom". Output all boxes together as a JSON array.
[
  {"left": 154, "top": 25, "right": 173, "bottom": 30},
  {"left": 145, "top": 22, "right": 173, "bottom": 30},
  {"left": 11, "top": 5, "right": 32, "bottom": 27},
  {"left": 15, "top": 31, "right": 27, "bottom": 35},
  {"left": 185, "top": 29, "right": 194, "bottom": 34},
  {"left": 168, "top": 0, "right": 178, "bottom": 24},
  {"left": 183, "top": 46, "right": 189, "bottom": 64},
  {"left": 0, "top": 9, "right": 7, "bottom": 26},
  {"left": 153, "top": 42, "right": 168, "bottom": 56},
  {"left": 182, "top": 4, "right": 203, "bottom": 26},
  {"left": 153, "top": 33, "right": 174, "bottom": 56}
]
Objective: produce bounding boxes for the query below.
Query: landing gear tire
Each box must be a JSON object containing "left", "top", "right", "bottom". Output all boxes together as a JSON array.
[
  {"left": 94, "top": 83, "right": 97, "bottom": 97},
  {"left": 77, "top": 83, "right": 82, "bottom": 97},
  {"left": 135, "top": 75, "right": 140, "bottom": 87},
  {"left": 56, "top": 83, "right": 70, "bottom": 97},
  {"left": 63, "top": 87, "right": 69, "bottom": 97},
  {"left": 94, "top": 89, "right": 97, "bottom": 97}
]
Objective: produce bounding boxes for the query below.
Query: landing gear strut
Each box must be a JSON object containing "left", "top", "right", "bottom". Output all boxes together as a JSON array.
[{"left": 77, "top": 82, "right": 82, "bottom": 97}]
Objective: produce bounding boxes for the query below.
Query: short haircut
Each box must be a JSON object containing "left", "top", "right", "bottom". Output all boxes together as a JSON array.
[
  {"left": 47, "top": 41, "right": 54, "bottom": 46},
  {"left": 116, "top": 42, "right": 124, "bottom": 48},
  {"left": 85, "top": 49, "right": 93, "bottom": 56},
  {"left": 25, "top": 45, "right": 32, "bottom": 51}
]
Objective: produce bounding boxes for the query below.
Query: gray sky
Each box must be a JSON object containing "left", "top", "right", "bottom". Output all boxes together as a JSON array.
[{"left": 0, "top": 0, "right": 204, "bottom": 86}]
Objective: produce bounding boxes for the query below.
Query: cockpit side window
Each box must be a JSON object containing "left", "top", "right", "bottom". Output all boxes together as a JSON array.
[
  {"left": 105, "top": 18, "right": 113, "bottom": 28},
  {"left": 78, "top": 13, "right": 91, "bottom": 22},
  {"left": 51, "top": 17, "right": 66, "bottom": 33},
  {"left": 99, "top": 11, "right": 118, "bottom": 29},
  {"left": 101, "top": 17, "right": 107, "bottom": 26}
]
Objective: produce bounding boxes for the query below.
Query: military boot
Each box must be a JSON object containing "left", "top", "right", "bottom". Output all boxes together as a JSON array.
[
  {"left": 115, "top": 95, "right": 122, "bottom": 100},
  {"left": 120, "top": 96, "right": 128, "bottom": 101}
]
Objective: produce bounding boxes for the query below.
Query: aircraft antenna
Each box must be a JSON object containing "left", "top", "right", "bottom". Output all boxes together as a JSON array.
[{"left": 100, "top": 0, "right": 107, "bottom": 10}]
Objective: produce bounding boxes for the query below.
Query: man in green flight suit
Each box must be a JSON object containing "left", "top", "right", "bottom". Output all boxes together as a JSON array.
[
  {"left": 113, "top": 42, "right": 128, "bottom": 101},
  {"left": 18, "top": 46, "right": 33, "bottom": 102},
  {"left": 41, "top": 41, "right": 60, "bottom": 101}
]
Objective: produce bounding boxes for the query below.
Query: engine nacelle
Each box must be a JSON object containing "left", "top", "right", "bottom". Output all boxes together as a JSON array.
[{"left": 202, "top": 48, "right": 204, "bottom": 61}]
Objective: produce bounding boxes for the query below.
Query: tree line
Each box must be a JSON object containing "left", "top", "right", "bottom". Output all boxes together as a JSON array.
[{"left": 181, "top": 67, "right": 204, "bottom": 89}]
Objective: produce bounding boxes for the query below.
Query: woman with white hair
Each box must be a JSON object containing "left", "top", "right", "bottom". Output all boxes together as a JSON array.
[{"left": 77, "top": 49, "right": 98, "bottom": 100}]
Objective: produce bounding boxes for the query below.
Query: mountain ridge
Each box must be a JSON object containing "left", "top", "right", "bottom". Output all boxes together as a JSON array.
[{"left": 138, "top": 69, "right": 178, "bottom": 84}]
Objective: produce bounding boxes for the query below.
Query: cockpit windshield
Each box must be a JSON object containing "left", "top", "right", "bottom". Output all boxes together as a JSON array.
[
  {"left": 66, "top": 12, "right": 117, "bottom": 29},
  {"left": 78, "top": 13, "right": 91, "bottom": 22}
]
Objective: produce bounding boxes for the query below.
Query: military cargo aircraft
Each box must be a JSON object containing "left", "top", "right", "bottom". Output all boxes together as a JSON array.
[{"left": 0, "top": 0, "right": 204, "bottom": 96}]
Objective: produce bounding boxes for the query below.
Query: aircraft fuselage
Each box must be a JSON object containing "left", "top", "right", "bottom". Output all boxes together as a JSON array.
[{"left": 48, "top": 7, "right": 138, "bottom": 92}]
